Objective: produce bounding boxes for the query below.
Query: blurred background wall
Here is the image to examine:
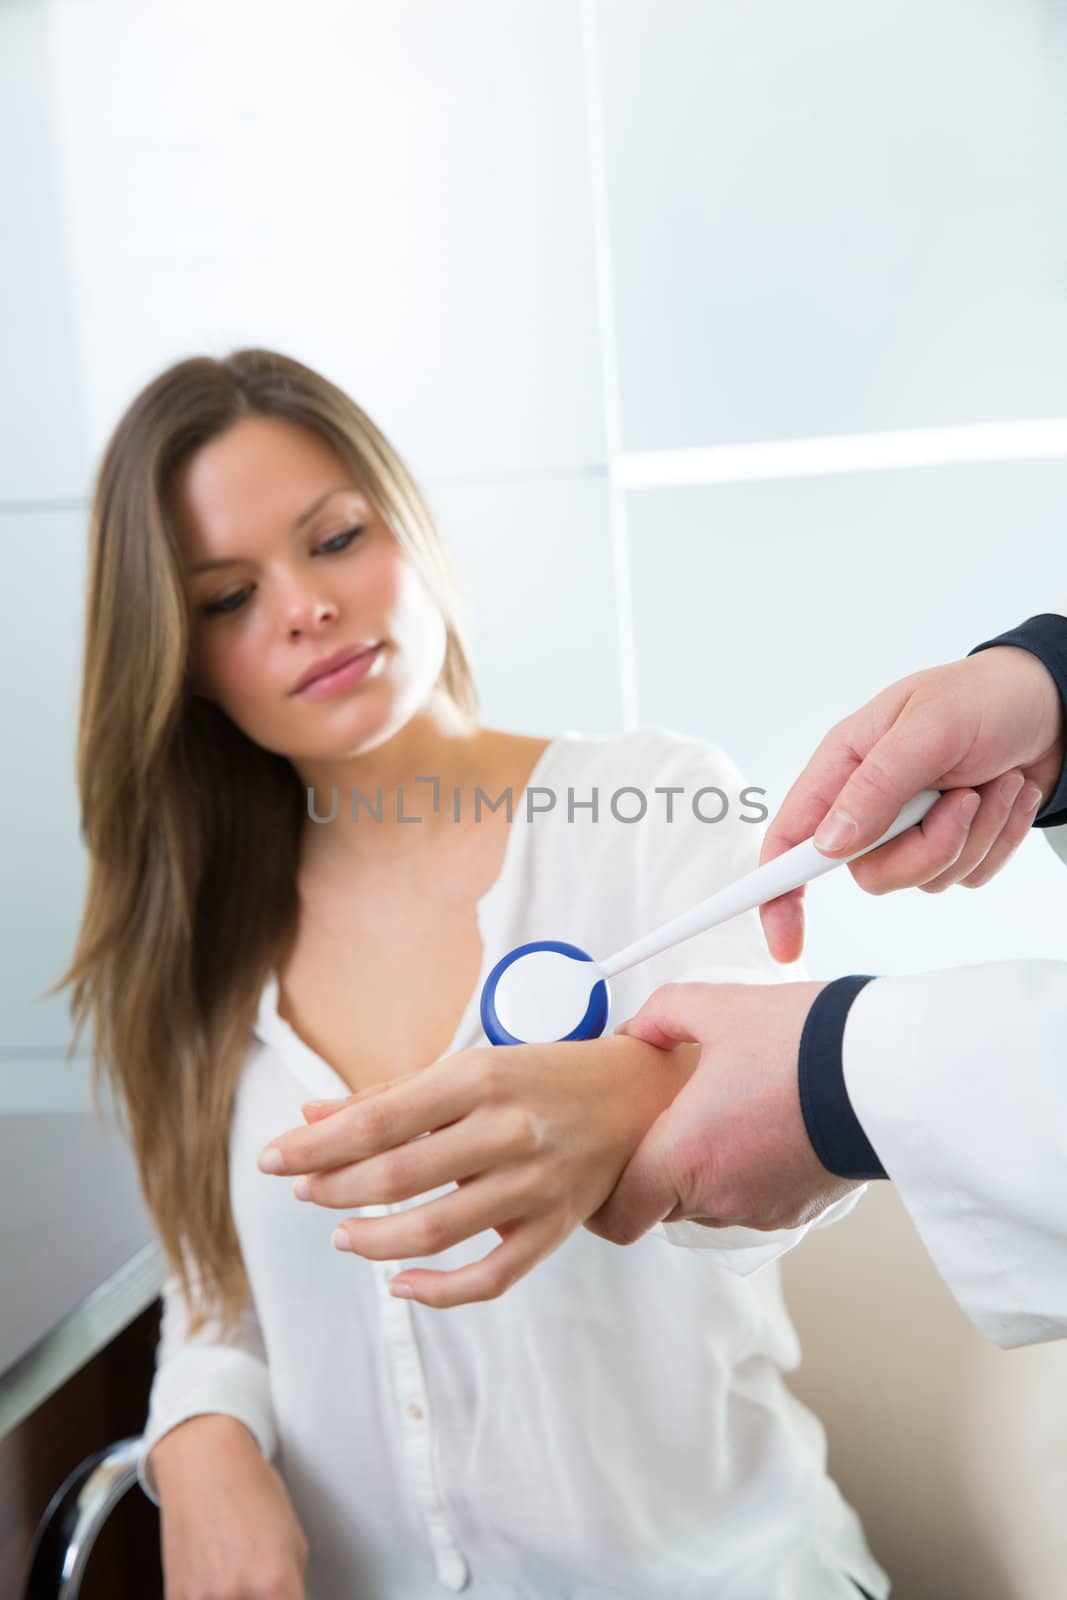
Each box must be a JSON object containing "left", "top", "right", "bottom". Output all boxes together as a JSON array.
[{"left": 2, "top": 2, "right": 1065, "bottom": 1595}]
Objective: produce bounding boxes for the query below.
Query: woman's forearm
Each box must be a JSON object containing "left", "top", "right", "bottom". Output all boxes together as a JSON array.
[
  {"left": 150, "top": 1412, "right": 263, "bottom": 1494},
  {"left": 150, "top": 1412, "right": 309, "bottom": 1596}
]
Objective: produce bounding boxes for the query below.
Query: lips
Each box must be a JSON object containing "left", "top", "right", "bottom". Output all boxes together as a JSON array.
[{"left": 292, "top": 644, "right": 379, "bottom": 695}]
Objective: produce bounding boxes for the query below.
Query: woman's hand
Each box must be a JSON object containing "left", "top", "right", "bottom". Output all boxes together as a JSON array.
[
  {"left": 257, "top": 1034, "right": 700, "bottom": 1308},
  {"left": 151, "top": 1414, "right": 309, "bottom": 1600}
]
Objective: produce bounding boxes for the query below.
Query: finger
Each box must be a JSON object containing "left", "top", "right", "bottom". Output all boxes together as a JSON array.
[
  {"left": 301, "top": 1097, "right": 353, "bottom": 1123},
  {"left": 333, "top": 1170, "right": 534, "bottom": 1262},
  {"left": 261, "top": 1054, "right": 487, "bottom": 1176},
  {"left": 612, "top": 983, "right": 718, "bottom": 1051},
  {"left": 758, "top": 699, "right": 918, "bottom": 947},
  {"left": 845, "top": 788, "right": 979, "bottom": 895},
  {"left": 301, "top": 1074, "right": 408, "bottom": 1123},
  {"left": 958, "top": 779, "right": 1043, "bottom": 888},
  {"left": 297, "top": 1116, "right": 499, "bottom": 1209},
  {"left": 387, "top": 1215, "right": 563, "bottom": 1308},
  {"left": 758, "top": 888, "right": 806, "bottom": 966},
  {"left": 759, "top": 729, "right": 868, "bottom": 867},
  {"left": 811, "top": 705, "right": 965, "bottom": 857},
  {"left": 917, "top": 772, "right": 1025, "bottom": 893}
]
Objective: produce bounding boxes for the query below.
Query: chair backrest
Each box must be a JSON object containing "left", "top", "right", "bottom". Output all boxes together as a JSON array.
[{"left": 780, "top": 1184, "right": 1067, "bottom": 1600}]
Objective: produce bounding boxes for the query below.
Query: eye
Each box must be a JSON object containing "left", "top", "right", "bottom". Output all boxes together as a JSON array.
[
  {"left": 200, "top": 523, "right": 365, "bottom": 618},
  {"left": 316, "top": 523, "right": 364, "bottom": 556},
  {"left": 202, "top": 588, "right": 249, "bottom": 618}
]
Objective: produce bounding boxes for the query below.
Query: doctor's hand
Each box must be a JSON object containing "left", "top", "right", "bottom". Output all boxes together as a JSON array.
[
  {"left": 760, "top": 643, "right": 1064, "bottom": 963},
  {"left": 257, "top": 1034, "right": 699, "bottom": 1309},
  {"left": 586, "top": 979, "right": 858, "bottom": 1246}
]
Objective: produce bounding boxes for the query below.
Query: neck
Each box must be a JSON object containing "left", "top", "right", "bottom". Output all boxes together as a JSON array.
[{"left": 293, "top": 692, "right": 494, "bottom": 871}]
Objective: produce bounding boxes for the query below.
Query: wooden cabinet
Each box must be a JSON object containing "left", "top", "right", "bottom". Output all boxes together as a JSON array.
[
  {"left": 0, "top": 1113, "right": 165, "bottom": 1596},
  {"left": 1, "top": 1299, "right": 164, "bottom": 1596}
]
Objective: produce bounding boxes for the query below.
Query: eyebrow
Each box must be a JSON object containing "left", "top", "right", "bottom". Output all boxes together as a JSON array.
[{"left": 186, "top": 486, "right": 353, "bottom": 575}]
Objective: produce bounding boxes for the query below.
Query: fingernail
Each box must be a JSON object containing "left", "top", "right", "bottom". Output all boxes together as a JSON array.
[
  {"left": 332, "top": 1228, "right": 352, "bottom": 1252},
  {"left": 303, "top": 1097, "right": 349, "bottom": 1108},
  {"left": 1021, "top": 783, "right": 1043, "bottom": 812},
  {"left": 998, "top": 774, "right": 1025, "bottom": 807},
  {"left": 292, "top": 1175, "right": 311, "bottom": 1201},
  {"left": 258, "top": 1147, "right": 285, "bottom": 1174},
  {"left": 813, "top": 810, "right": 857, "bottom": 853},
  {"left": 390, "top": 1281, "right": 414, "bottom": 1299},
  {"left": 959, "top": 792, "right": 981, "bottom": 825}
]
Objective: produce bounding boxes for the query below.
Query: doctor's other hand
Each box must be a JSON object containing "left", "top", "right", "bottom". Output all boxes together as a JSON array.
[
  {"left": 759, "top": 644, "right": 1064, "bottom": 963},
  {"left": 150, "top": 1413, "right": 309, "bottom": 1600},
  {"left": 586, "top": 980, "right": 862, "bottom": 1246}
]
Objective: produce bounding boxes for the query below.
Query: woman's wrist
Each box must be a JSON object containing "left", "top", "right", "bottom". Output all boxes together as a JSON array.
[
  {"left": 598, "top": 1033, "right": 702, "bottom": 1125},
  {"left": 151, "top": 1413, "right": 263, "bottom": 1487}
]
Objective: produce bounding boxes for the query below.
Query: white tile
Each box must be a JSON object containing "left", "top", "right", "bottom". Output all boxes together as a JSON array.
[
  {"left": 598, "top": 0, "right": 1067, "bottom": 450},
  {"left": 0, "top": 507, "right": 91, "bottom": 1053},
  {"left": 0, "top": 3, "right": 90, "bottom": 499},
  {"left": 428, "top": 473, "right": 624, "bottom": 736},
  {"left": 627, "top": 458, "right": 1067, "bottom": 977},
  {"left": 41, "top": 0, "right": 604, "bottom": 484},
  {"left": 0, "top": 1059, "right": 93, "bottom": 1115}
]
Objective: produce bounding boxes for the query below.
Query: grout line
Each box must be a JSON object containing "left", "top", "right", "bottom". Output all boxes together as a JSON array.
[
  {"left": 422, "top": 464, "right": 609, "bottom": 489},
  {"left": 580, "top": 0, "right": 641, "bottom": 731},
  {"left": 616, "top": 418, "right": 1067, "bottom": 490},
  {"left": 0, "top": 497, "right": 89, "bottom": 516}
]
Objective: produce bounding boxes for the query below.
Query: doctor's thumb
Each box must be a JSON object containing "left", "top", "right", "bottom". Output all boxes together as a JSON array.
[
  {"left": 812, "top": 718, "right": 949, "bottom": 856},
  {"left": 613, "top": 983, "right": 714, "bottom": 1051}
]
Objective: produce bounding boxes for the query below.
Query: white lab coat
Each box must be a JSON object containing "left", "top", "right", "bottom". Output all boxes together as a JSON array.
[{"left": 841, "top": 824, "right": 1067, "bottom": 1350}]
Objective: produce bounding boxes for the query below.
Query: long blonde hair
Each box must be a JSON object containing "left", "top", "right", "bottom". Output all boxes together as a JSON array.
[{"left": 45, "top": 349, "right": 479, "bottom": 1334}]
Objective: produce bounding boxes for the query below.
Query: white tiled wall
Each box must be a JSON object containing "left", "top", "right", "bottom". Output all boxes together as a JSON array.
[
  {"left": 598, "top": 0, "right": 1067, "bottom": 451},
  {"left": 0, "top": 2, "right": 89, "bottom": 501},
  {"left": 429, "top": 474, "right": 624, "bottom": 737},
  {"left": 39, "top": 0, "right": 605, "bottom": 488},
  {"left": 0, "top": 507, "right": 89, "bottom": 1044}
]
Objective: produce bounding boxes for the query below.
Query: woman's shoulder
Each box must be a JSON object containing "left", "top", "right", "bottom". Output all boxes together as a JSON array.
[
  {"left": 486, "top": 723, "right": 748, "bottom": 792},
  {"left": 527, "top": 724, "right": 770, "bottom": 923}
]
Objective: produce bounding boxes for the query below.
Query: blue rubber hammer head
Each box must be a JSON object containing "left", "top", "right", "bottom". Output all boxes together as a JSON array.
[{"left": 480, "top": 940, "right": 610, "bottom": 1046}]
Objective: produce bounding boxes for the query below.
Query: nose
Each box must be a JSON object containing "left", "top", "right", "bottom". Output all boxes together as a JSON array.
[{"left": 271, "top": 574, "right": 338, "bottom": 636}]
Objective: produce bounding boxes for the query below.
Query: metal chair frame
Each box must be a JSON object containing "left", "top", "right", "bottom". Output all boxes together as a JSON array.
[{"left": 20, "top": 1436, "right": 145, "bottom": 1599}]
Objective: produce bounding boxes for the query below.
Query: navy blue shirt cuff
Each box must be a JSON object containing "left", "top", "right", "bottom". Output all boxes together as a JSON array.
[
  {"left": 798, "top": 975, "right": 886, "bottom": 1180},
  {"left": 968, "top": 613, "right": 1067, "bottom": 828}
]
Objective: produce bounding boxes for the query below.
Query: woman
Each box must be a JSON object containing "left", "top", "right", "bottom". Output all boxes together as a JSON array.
[{"left": 51, "top": 348, "right": 888, "bottom": 1599}]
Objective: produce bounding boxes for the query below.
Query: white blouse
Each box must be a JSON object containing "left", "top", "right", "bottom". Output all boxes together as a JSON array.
[{"left": 137, "top": 725, "right": 889, "bottom": 1600}]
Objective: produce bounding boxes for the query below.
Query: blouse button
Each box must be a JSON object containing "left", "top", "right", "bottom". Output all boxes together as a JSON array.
[{"left": 406, "top": 1401, "right": 424, "bottom": 1422}]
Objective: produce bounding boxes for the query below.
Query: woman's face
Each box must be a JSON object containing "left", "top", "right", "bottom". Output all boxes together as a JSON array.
[{"left": 175, "top": 414, "right": 448, "bottom": 759}]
